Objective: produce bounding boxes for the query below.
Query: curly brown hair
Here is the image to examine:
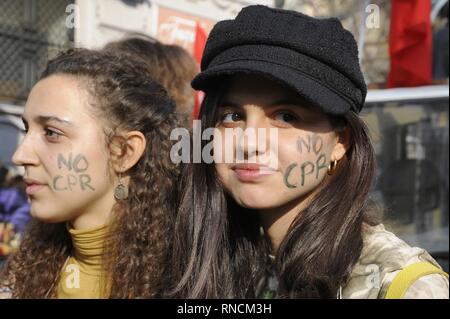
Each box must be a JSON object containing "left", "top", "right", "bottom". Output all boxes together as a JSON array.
[{"left": 1, "top": 48, "right": 182, "bottom": 298}]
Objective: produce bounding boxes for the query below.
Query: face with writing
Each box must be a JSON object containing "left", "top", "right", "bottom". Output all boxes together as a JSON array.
[
  {"left": 214, "top": 75, "right": 347, "bottom": 210},
  {"left": 12, "top": 75, "right": 116, "bottom": 224}
]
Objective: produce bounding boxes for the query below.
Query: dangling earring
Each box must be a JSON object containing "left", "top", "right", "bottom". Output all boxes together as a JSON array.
[
  {"left": 327, "top": 159, "right": 338, "bottom": 175},
  {"left": 114, "top": 173, "right": 129, "bottom": 200}
]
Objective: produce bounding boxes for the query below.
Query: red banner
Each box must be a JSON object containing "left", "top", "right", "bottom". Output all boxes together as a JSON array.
[{"left": 387, "top": 0, "right": 432, "bottom": 88}]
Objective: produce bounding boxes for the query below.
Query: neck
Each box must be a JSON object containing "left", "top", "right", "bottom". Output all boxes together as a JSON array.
[
  {"left": 70, "top": 195, "right": 116, "bottom": 230},
  {"left": 71, "top": 209, "right": 113, "bottom": 230},
  {"left": 259, "top": 193, "right": 312, "bottom": 253},
  {"left": 67, "top": 223, "right": 109, "bottom": 271}
]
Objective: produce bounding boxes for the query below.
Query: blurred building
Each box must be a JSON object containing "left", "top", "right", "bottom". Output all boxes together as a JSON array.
[
  {"left": 74, "top": 0, "right": 271, "bottom": 53},
  {"left": 364, "top": 84, "right": 449, "bottom": 271}
]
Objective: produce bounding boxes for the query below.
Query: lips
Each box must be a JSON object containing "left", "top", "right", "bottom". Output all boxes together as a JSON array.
[
  {"left": 24, "top": 178, "right": 47, "bottom": 195},
  {"left": 231, "top": 163, "right": 277, "bottom": 182}
]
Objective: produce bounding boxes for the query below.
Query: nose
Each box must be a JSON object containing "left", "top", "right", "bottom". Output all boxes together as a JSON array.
[
  {"left": 237, "top": 114, "right": 271, "bottom": 160},
  {"left": 12, "top": 133, "right": 40, "bottom": 167}
]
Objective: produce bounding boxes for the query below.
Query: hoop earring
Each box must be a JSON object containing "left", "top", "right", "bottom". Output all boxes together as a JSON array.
[
  {"left": 327, "top": 160, "right": 338, "bottom": 175},
  {"left": 114, "top": 174, "right": 129, "bottom": 200}
]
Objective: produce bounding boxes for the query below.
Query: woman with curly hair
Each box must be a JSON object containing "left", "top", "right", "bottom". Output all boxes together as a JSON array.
[{"left": 0, "top": 48, "right": 181, "bottom": 298}]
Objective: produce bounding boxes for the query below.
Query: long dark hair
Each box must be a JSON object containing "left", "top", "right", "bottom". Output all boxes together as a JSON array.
[
  {"left": 169, "top": 83, "right": 378, "bottom": 298},
  {"left": 1, "top": 48, "right": 181, "bottom": 298}
]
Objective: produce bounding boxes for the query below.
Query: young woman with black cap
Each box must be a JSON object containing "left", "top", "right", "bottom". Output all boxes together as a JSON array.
[{"left": 169, "top": 5, "right": 449, "bottom": 299}]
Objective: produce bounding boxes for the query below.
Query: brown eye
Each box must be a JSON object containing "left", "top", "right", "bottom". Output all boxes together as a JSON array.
[
  {"left": 44, "top": 128, "right": 63, "bottom": 141},
  {"left": 274, "top": 112, "right": 297, "bottom": 123},
  {"left": 221, "top": 112, "right": 243, "bottom": 123}
]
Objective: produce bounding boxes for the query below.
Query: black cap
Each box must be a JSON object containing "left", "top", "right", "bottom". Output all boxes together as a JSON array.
[{"left": 192, "top": 5, "right": 367, "bottom": 114}]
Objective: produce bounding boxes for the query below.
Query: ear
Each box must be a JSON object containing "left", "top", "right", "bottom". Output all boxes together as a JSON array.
[
  {"left": 330, "top": 127, "right": 350, "bottom": 162},
  {"left": 111, "top": 131, "right": 147, "bottom": 173}
]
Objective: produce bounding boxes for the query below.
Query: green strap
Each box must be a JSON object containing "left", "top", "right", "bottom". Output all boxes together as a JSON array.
[{"left": 385, "top": 262, "right": 449, "bottom": 299}]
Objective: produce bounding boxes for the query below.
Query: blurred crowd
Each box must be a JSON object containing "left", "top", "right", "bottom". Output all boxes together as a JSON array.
[{"left": 0, "top": 163, "right": 30, "bottom": 259}]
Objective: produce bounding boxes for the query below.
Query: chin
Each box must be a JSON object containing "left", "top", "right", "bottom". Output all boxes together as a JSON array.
[
  {"left": 234, "top": 193, "right": 280, "bottom": 210},
  {"left": 31, "top": 207, "right": 67, "bottom": 224},
  {"left": 239, "top": 202, "right": 275, "bottom": 210}
]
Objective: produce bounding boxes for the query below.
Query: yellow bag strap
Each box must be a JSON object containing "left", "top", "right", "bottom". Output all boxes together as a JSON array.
[{"left": 385, "top": 262, "right": 449, "bottom": 299}]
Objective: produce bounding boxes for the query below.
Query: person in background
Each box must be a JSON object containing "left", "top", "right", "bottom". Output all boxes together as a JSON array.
[
  {"left": 432, "top": 2, "right": 449, "bottom": 81},
  {"left": 103, "top": 34, "right": 198, "bottom": 121},
  {"left": 0, "top": 164, "right": 30, "bottom": 257}
]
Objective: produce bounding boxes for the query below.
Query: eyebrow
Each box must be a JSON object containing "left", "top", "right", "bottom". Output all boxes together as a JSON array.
[
  {"left": 218, "top": 98, "right": 308, "bottom": 109},
  {"left": 22, "top": 115, "right": 75, "bottom": 127},
  {"left": 268, "top": 99, "right": 310, "bottom": 107}
]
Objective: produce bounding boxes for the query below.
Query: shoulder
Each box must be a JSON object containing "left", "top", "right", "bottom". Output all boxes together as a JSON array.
[
  {"left": 403, "top": 273, "right": 449, "bottom": 299},
  {"left": 358, "top": 223, "right": 430, "bottom": 268},
  {"left": 343, "top": 223, "right": 448, "bottom": 299}
]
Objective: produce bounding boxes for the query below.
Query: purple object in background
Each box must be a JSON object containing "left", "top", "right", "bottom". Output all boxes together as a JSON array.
[{"left": 0, "top": 187, "right": 31, "bottom": 233}]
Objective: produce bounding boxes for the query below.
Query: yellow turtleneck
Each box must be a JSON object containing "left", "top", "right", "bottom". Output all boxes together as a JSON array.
[{"left": 57, "top": 224, "right": 110, "bottom": 299}]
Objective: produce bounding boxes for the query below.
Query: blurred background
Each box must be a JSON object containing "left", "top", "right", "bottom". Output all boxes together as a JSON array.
[{"left": 0, "top": 0, "right": 448, "bottom": 271}]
